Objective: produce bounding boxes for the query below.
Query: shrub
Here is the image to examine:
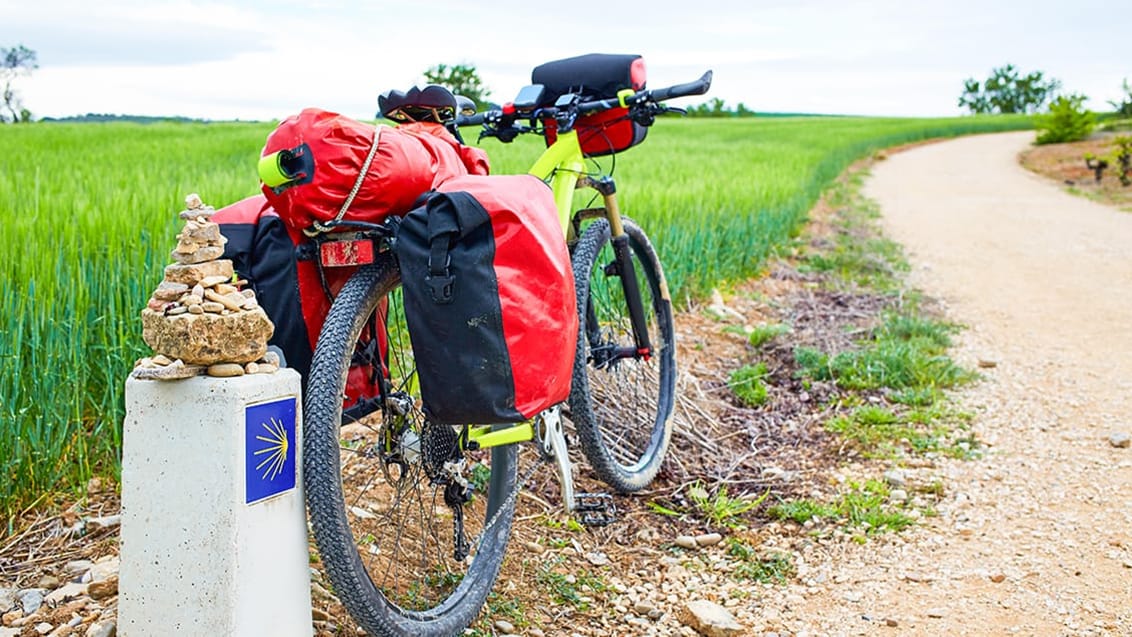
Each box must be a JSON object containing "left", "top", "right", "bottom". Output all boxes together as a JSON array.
[
  {"left": 1035, "top": 94, "right": 1096, "bottom": 144},
  {"left": 728, "top": 363, "right": 770, "bottom": 406}
]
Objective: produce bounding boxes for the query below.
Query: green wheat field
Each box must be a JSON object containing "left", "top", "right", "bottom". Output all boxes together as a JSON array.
[{"left": 0, "top": 114, "right": 1030, "bottom": 522}]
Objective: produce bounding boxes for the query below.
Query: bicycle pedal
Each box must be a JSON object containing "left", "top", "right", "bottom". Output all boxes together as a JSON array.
[{"left": 573, "top": 493, "right": 616, "bottom": 526}]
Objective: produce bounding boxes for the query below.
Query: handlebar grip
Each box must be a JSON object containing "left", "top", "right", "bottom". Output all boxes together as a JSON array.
[
  {"left": 647, "top": 70, "right": 713, "bottom": 102},
  {"left": 455, "top": 112, "right": 488, "bottom": 127}
]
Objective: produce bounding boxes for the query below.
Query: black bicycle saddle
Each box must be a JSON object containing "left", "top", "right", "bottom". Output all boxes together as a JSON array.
[{"left": 379, "top": 85, "right": 458, "bottom": 123}]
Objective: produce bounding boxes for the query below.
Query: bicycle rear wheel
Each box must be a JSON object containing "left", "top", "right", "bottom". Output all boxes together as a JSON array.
[
  {"left": 303, "top": 256, "right": 518, "bottom": 637},
  {"left": 568, "top": 217, "right": 676, "bottom": 493}
]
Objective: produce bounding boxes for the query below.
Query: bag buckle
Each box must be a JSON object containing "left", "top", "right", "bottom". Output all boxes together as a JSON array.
[
  {"left": 427, "top": 253, "right": 454, "bottom": 304},
  {"left": 426, "top": 273, "right": 455, "bottom": 304}
]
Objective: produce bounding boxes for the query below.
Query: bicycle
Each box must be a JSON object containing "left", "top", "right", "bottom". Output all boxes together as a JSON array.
[{"left": 297, "top": 60, "right": 712, "bottom": 636}]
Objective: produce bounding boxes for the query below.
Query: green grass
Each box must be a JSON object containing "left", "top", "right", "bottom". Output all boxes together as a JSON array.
[
  {"left": 825, "top": 404, "right": 979, "bottom": 459},
  {"left": 767, "top": 479, "right": 916, "bottom": 539},
  {"left": 0, "top": 114, "right": 1030, "bottom": 520},
  {"left": 686, "top": 481, "right": 767, "bottom": 528},
  {"left": 728, "top": 363, "right": 770, "bottom": 407},
  {"left": 534, "top": 557, "right": 607, "bottom": 612},
  {"left": 747, "top": 323, "right": 790, "bottom": 348},
  {"left": 725, "top": 537, "right": 795, "bottom": 583},
  {"left": 794, "top": 312, "right": 975, "bottom": 393}
]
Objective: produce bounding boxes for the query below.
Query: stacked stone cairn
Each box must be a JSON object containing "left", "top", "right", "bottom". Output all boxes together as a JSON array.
[{"left": 132, "top": 194, "right": 277, "bottom": 380}]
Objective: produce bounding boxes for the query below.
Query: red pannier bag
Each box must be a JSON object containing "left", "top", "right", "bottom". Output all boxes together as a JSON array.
[
  {"left": 532, "top": 53, "right": 648, "bottom": 157},
  {"left": 259, "top": 108, "right": 489, "bottom": 234},
  {"left": 393, "top": 174, "right": 577, "bottom": 424}
]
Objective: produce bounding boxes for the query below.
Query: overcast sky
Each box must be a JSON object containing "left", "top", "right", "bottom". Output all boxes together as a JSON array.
[{"left": 3, "top": 0, "right": 1129, "bottom": 121}]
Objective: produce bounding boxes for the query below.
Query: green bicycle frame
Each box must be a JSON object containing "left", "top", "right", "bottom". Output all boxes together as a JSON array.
[{"left": 528, "top": 129, "right": 588, "bottom": 238}]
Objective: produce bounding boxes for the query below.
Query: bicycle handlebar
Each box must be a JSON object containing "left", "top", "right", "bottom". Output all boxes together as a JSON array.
[
  {"left": 641, "top": 70, "right": 713, "bottom": 104},
  {"left": 453, "top": 70, "right": 713, "bottom": 130}
]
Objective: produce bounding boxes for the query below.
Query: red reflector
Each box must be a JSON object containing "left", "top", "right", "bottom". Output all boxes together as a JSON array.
[
  {"left": 502, "top": 102, "right": 516, "bottom": 116},
  {"left": 320, "top": 239, "right": 375, "bottom": 267}
]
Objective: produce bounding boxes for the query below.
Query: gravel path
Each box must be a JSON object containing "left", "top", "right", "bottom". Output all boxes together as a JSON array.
[{"left": 768, "top": 131, "right": 1132, "bottom": 636}]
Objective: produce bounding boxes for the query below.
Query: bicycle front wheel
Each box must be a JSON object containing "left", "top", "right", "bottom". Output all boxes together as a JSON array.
[
  {"left": 569, "top": 217, "right": 677, "bottom": 493},
  {"left": 304, "top": 257, "right": 518, "bottom": 637}
]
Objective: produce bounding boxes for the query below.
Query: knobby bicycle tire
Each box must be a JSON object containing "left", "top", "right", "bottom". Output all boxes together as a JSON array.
[
  {"left": 568, "top": 217, "right": 677, "bottom": 493},
  {"left": 303, "top": 256, "right": 518, "bottom": 637}
]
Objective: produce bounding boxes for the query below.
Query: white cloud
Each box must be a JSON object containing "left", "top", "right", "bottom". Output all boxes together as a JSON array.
[{"left": 5, "top": 0, "right": 1132, "bottom": 119}]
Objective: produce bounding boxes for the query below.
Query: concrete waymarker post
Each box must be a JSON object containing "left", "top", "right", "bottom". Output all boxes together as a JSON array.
[{"left": 119, "top": 364, "right": 312, "bottom": 635}]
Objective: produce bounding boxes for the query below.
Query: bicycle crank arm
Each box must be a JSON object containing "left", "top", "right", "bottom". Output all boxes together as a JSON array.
[{"left": 537, "top": 407, "right": 576, "bottom": 512}]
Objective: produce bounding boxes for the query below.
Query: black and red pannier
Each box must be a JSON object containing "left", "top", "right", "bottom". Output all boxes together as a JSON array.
[
  {"left": 394, "top": 174, "right": 577, "bottom": 424},
  {"left": 532, "top": 53, "right": 648, "bottom": 157}
]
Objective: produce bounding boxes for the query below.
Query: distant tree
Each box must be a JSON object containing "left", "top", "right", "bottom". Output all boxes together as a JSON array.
[
  {"left": 422, "top": 63, "right": 489, "bottom": 110},
  {"left": 1, "top": 44, "right": 38, "bottom": 123},
  {"left": 959, "top": 64, "right": 1060, "bottom": 114},
  {"left": 1110, "top": 78, "right": 1132, "bottom": 118},
  {"left": 735, "top": 102, "right": 754, "bottom": 117}
]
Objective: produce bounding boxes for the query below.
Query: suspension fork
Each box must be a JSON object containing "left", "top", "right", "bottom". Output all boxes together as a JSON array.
[{"left": 583, "top": 176, "right": 653, "bottom": 359}]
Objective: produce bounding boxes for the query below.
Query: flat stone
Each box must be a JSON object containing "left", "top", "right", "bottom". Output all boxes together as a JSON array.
[
  {"left": 675, "top": 535, "right": 698, "bottom": 549},
  {"left": 152, "top": 354, "right": 173, "bottom": 366},
  {"left": 494, "top": 620, "right": 515, "bottom": 634},
  {"left": 204, "top": 289, "right": 245, "bottom": 312},
  {"left": 86, "top": 515, "right": 121, "bottom": 531},
  {"left": 88, "top": 557, "right": 119, "bottom": 582},
  {"left": 44, "top": 582, "right": 87, "bottom": 605},
  {"left": 695, "top": 533, "right": 724, "bottom": 547},
  {"left": 146, "top": 297, "right": 169, "bottom": 312},
  {"left": 1109, "top": 432, "right": 1131, "bottom": 448},
  {"left": 171, "top": 244, "right": 224, "bottom": 265},
  {"left": 180, "top": 294, "right": 203, "bottom": 306},
  {"left": 262, "top": 351, "right": 281, "bottom": 366},
  {"left": 208, "top": 363, "right": 246, "bottom": 377},
  {"left": 199, "top": 275, "right": 231, "bottom": 288},
  {"left": 164, "top": 259, "right": 233, "bottom": 286},
  {"left": 85, "top": 620, "right": 116, "bottom": 637},
  {"left": 87, "top": 576, "right": 117, "bottom": 601},
  {"left": 152, "top": 281, "right": 190, "bottom": 301},
  {"left": 130, "top": 359, "right": 205, "bottom": 381},
  {"left": 192, "top": 283, "right": 206, "bottom": 298},
  {"left": 62, "top": 560, "right": 93, "bottom": 578},
  {"left": 1, "top": 611, "right": 20, "bottom": 628},
  {"left": 166, "top": 305, "right": 188, "bottom": 316},
  {"left": 35, "top": 575, "right": 59, "bottom": 590},
  {"left": 188, "top": 304, "right": 205, "bottom": 315},
  {"left": 679, "top": 600, "right": 744, "bottom": 637},
  {"left": 201, "top": 302, "right": 224, "bottom": 313},
  {"left": 214, "top": 283, "right": 238, "bottom": 296},
  {"left": 177, "top": 222, "right": 222, "bottom": 244},
  {"left": 141, "top": 308, "right": 273, "bottom": 365},
  {"left": 18, "top": 589, "right": 45, "bottom": 615}
]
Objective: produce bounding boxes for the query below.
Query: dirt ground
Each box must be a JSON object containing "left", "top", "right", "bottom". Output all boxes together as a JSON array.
[
  {"left": 5, "top": 130, "right": 1132, "bottom": 637},
  {"left": 1019, "top": 132, "right": 1132, "bottom": 211}
]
